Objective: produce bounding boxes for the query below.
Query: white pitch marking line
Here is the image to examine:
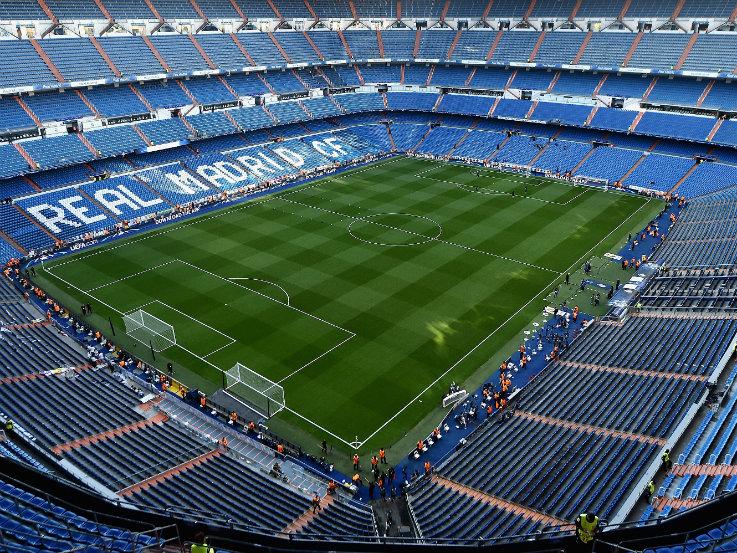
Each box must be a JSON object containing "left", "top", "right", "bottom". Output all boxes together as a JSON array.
[
  {"left": 347, "top": 212, "right": 443, "bottom": 248},
  {"left": 276, "top": 333, "right": 355, "bottom": 384},
  {"left": 227, "top": 277, "right": 291, "bottom": 306},
  {"left": 44, "top": 265, "right": 360, "bottom": 449},
  {"left": 419, "top": 157, "right": 636, "bottom": 198},
  {"left": 48, "top": 156, "right": 403, "bottom": 271},
  {"left": 452, "top": 180, "right": 588, "bottom": 206},
  {"left": 414, "top": 169, "right": 589, "bottom": 207},
  {"left": 84, "top": 261, "right": 177, "bottom": 292},
  {"left": 151, "top": 299, "right": 237, "bottom": 342},
  {"left": 277, "top": 196, "right": 560, "bottom": 274},
  {"left": 356, "top": 197, "right": 656, "bottom": 448},
  {"left": 203, "top": 341, "right": 236, "bottom": 359},
  {"left": 175, "top": 259, "right": 355, "bottom": 337}
]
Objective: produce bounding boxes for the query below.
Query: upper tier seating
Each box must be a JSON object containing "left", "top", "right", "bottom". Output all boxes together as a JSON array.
[
  {"left": 96, "top": 36, "right": 166, "bottom": 76},
  {"left": 0, "top": 41, "right": 56, "bottom": 89},
  {"left": 628, "top": 33, "right": 691, "bottom": 70},
  {"left": 45, "top": 0, "right": 103, "bottom": 19},
  {"left": 41, "top": 38, "right": 113, "bottom": 82},
  {"left": 149, "top": 35, "right": 211, "bottom": 73},
  {"left": 0, "top": 0, "right": 47, "bottom": 20},
  {"left": 196, "top": 34, "right": 251, "bottom": 71},
  {"left": 102, "top": 0, "right": 156, "bottom": 19}
]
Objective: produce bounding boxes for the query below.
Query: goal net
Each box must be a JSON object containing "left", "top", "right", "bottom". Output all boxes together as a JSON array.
[
  {"left": 123, "top": 309, "right": 176, "bottom": 352},
  {"left": 224, "top": 362, "right": 285, "bottom": 419}
]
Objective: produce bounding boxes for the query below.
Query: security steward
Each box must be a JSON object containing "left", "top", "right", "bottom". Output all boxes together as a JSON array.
[
  {"left": 190, "top": 532, "right": 214, "bottom": 553},
  {"left": 575, "top": 513, "right": 600, "bottom": 549}
]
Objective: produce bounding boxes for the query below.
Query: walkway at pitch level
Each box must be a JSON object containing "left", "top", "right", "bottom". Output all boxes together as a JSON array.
[{"left": 615, "top": 199, "right": 683, "bottom": 264}]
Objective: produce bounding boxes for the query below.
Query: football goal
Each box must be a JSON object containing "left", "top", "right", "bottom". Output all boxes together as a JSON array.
[
  {"left": 224, "top": 362, "right": 285, "bottom": 419},
  {"left": 123, "top": 309, "right": 176, "bottom": 352}
]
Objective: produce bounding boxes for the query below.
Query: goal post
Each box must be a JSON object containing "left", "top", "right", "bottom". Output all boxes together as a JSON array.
[
  {"left": 224, "top": 362, "right": 285, "bottom": 419},
  {"left": 123, "top": 309, "right": 176, "bottom": 352}
]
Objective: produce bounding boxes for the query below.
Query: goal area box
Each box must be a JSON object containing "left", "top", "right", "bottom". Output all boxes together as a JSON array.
[
  {"left": 123, "top": 309, "right": 176, "bottom": 352},
  {"left": 224, "top": 362, "right": 285, "bottom": 419}
]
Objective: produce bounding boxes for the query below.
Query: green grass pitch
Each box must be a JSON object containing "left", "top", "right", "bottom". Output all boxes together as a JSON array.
[{"left": 35, "top": 157, "right": 660, "bottom": 458}]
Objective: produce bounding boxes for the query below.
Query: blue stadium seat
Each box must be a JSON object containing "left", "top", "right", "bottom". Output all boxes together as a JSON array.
[
  {"left": 0, "top": 146, "right": 32, "bottom": 180},
  {"left": 138, "top": 117, "right": 192, "bottom": 145},
  {"left": 96, "top": 35, "right": 166, "bottom": 76},
  {"left": 85, "top": 125, "right": 148, "bottom": 157},
  {"left": 0, "top": 98, "right": 38, "bottom": 133},
  {"left": 83, "top": 85, "right": 150, "bottom": 118},
  {"left": 41, "top": 38, "right": 114, "bottom": 81},
  {"left": 21, "top": 134, "right": 95, "bottom": 170}
]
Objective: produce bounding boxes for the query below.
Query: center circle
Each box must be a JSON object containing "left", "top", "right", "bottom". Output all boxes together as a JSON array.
[{"left": 347, "top": 212, "right": 443, "bottom": 247}]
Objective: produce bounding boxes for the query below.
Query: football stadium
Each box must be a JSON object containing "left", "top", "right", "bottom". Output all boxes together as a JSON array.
[{"left": 3, "top": 2, "right": 737, "bottom": 552}]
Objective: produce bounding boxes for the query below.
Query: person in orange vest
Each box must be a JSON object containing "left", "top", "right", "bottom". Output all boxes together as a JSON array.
[
  {"left": 371, "top": 455, "right": 378, "bottom": 470},
  {"left": 46, "top": 309, "right": 52, "bottom": 321},
  {"left": 311, "top": 493, "right": 321, "bottom": 514},
  {"left": 519, "top": 343, "right": 526, "bottom": 361},
  {"left": 220, "top": 436, "right": 229, "bottom": 448},
  {"left": 432, "top": 428, "right": 441, "bottom": 440},
  {"left": 277, "top": 443, "right": 285, "bottom": 458},
  {"left": 573, "top": 305, "right": 579, "bottom": 322},
  {"left": 161, "top": 379, "right": 168, "bottom": 392},
  {"left": 199, "top": 395, "right": 206, "bottom": 409},
  {"left": 424, "top": 460, "right": 432, "bottom": 475},
  {"left": 247, "top": 420, "right": 256, "bottom": 433},
  {"left": 487, "top": 404, "right": 493, "bottom": 418},
  {"left": 379, "top": 448, "right": 387, "bottom": 464},
  {"left": 229, "top": 411, "right": 238, "bottom": 425},
  {"left": 352, "top": 453, "right": 360, "bottom": 470},
  {"left": 416, "top": 439, "right": 424, "bottom": 453},
  {"left": 327, "top": 480, "right": 337, "bottom": 495}
]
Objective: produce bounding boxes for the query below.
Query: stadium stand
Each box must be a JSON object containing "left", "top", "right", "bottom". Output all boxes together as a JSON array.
[
  {"left": 655, "top": 187, "right": 737, "bottom": 268},
  {"left": 5, "top": 5, "right": 737, "bottom": 552}
]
